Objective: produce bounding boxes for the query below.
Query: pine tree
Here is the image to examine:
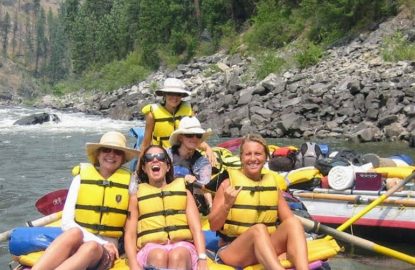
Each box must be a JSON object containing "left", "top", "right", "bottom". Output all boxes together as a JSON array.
[{"left": 2, "top": 12, "right": 11, "bottom": 57}]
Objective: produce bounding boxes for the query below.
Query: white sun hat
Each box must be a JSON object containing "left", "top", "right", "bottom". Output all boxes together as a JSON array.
[
  {"left": 155, "top": 78, "right": 191, "bottom": 97},
  {"left": 86, "top": 131, "right": 140, "bottom": 165},
  {"left": 169, "top": 116, "right": 212, "bottom": 146}
]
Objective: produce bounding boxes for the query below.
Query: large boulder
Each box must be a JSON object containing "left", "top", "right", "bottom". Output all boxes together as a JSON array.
[{"left": 14, "top": 112, "right": 60, "bottom": 126}]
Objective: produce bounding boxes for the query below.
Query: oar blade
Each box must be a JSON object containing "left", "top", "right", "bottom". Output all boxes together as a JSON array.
[{"left": 35, "top": 189, "right": 68, "bottom": 215}]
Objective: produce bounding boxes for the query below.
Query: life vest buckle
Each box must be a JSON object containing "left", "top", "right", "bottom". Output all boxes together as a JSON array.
[
  {"left": 100, "top": 206, "right": 110, "bottom": 213},
  {"left": 162, "top": 191, "right": 173, "bottom": 196},
  {"left": 164, "top": 225, "right": 178, "bottom": 232},
  {"left": 256, "top": 205, "right": 272, "bottom": 211},
  {"left": 102, "top": 180, "right": 111, "bottom": 186},
  {"left": 95, "top": 224, "right": 106, "bottom": 231},
  {"left": 163, "top": 209, "right": 176, "bottom": 216}
]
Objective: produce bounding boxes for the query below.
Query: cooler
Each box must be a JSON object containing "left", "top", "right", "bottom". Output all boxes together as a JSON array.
[{"left": 354, "top": 172, "right": 383, "bottom": 191}]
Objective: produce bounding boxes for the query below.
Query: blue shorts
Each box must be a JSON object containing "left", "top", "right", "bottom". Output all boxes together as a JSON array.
[{"left": 214, "top": 244, "right": 229, "bottom": 264}]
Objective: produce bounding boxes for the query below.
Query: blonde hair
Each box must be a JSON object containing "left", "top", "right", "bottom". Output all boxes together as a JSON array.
[{"left": 239, "top": 134, "right": 270, "bottom": 159}]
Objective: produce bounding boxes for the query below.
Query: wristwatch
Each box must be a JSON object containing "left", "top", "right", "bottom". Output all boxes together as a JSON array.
[{"left": 198, "top": 253, "right": 208, "bottom": 260}]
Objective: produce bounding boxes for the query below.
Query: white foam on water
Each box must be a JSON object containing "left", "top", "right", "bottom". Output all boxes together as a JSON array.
[{"left": 0, "top": 105, "right": 144, "bottom": 135}]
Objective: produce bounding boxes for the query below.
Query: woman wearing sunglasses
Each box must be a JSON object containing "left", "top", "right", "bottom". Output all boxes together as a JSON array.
[
  {"left": 168, "top": 116, "right": 213, "bottom": 215},
  {"left": 124, "top": 145, "right": 208, "bottom": 270},
  {"left": 33, "top": 131, "right": 140, "bottom": 270},
  {"left": 209, "top": 134, "right": 309, "bottom": 270},
  {"left": 139, "top": 78, "right": 216, "bottom": 166}
]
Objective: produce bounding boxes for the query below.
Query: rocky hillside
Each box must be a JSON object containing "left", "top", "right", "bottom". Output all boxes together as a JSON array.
[
  {"left": 34, "top": 10, "right": 415, "bottom": 143},
  {"left": 0, "top": 0, "right": 61, "bottom": 99}
]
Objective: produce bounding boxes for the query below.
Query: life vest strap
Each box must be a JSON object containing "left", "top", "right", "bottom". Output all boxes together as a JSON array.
[
  {"left": 75, "top": 204, "right": 130, "bottom": 215},
  {"left": 153, "top": 115, "right": 185, "bottom": 123},
  {"left": 137, "top": 225, "right": 190, "bottom": 238},
  {"left": 152, "top": 135, "right": 170, "bottom": 143},
  {"left": 225, "top": 220, "right": 275, "bottom": 228},
  {"left": 138, "top": 209, "right": 186, "bottom": 221},
  {"left": 81, "top": 179, "right": 129, "bottom": 189},
  {"left": 235, "top": 186, "right": 277, "bottom": 192},
  {"left": 231, "top": 204, "right": 278, "bottom": 211},
  {"left": 76, "top": 221, "right": 124, "bottom": 232},
  {"left": 138, "top": 191, "right": 187, "bottom": 201}
]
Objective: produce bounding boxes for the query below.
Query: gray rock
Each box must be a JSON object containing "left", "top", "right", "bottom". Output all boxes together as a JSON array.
[{"left": 14, "top": 112, "right": 60, "bottom": 125}]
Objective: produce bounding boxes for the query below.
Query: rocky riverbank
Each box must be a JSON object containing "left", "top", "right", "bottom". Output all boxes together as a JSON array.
[{"left": 17, "top": 10, "right": 415, "bottom": 143}]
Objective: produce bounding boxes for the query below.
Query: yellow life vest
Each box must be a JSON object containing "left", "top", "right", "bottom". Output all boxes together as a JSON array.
[
  {"left": 136, "top": 178, "right": 193, "bottom": 248},
  {"left": 74, "top": 163, "right": 131, "bottom": 238},
  {"left": 220, "top": 169, "right": 279, "bottom": 239},
  {"left": 141, "top": 102, "right": 193, "bottom": 148}
]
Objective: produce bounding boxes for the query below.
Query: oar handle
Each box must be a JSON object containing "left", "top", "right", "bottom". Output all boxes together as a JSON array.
[{"left": 0, "top": 212, "right": 62, "bottom": 243}]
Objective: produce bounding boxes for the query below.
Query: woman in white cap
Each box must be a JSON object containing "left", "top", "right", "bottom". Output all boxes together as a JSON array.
[
  {"left": 124, "top": 145, "right": 208, "bottom": 270},
  {"left": 139, "top": 78, "right": 215, "bottom": 166},
  {"left": 168, "top": 116, "right": 213, "bottom": 215},
  {"left": 33, "top": 131, "right": 139, "bottom": 270}
]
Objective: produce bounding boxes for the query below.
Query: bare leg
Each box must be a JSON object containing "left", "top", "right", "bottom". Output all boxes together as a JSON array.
[
  {"left": 146, "top": 248, "right": 168, "bottom": 269},
  {"left": 168, "top": 247, "right": 192, "bottom": 270},
  {"left": 32, "top": 228, "right": 83, "bottom": 270},
  {"left": 271, "top": 217, "right": 309, "bottom": 270},
  {"left": 219, "top": 224, "right": 285, "bottom": 270},
  {"left": 55, "top": 241, "right": 103, "bottom": 270}
]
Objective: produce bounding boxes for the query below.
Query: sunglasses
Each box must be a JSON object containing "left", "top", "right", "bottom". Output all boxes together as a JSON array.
[
  {"left": 143, "top": 152, "right": 167, "bottom": 163},
  {"left": 183, "top": 134, "right": 203, "bottom": 139},
  {"left": 100, "top": 147, "right": 124, "bottom": 156},
  {"left": 165, "top": 92, "right": 187, "bottom": 97}
]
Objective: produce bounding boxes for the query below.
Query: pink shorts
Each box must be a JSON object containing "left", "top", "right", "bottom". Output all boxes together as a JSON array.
[{"left": 136, "top": 241, "right": 198, "bottom": 270}]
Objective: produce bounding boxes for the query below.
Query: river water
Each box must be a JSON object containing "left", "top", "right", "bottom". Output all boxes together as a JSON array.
[{"left": 0, "top": 105, "right": 414, "bottom": 269}]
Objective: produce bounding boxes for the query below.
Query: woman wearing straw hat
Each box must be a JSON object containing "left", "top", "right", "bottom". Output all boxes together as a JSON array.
[
  {"left": 168, "top": 116, "right": 213, "bottom": 215},
  {"left": 139, "top": 78, "right": 215, "bottom": 166},
  {"left": 124, "top": 145, "right": 208, "bottom": 270},
  {"left": 33, "top": 131, "right": 139, "bottom": 270}
]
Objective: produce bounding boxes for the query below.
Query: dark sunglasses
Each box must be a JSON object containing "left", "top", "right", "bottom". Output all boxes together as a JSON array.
[
  {"left": 144, "top": 152, "right": 167, "bottom": 163},
  {"left": 100, "top": 147, "right": 124, "bottom": 156},
  {"left": 183, "top": 134, "right": 203, "bottom": 139},
  {"left": 165, "top": 92, "right": 187, "bottom": 97}
]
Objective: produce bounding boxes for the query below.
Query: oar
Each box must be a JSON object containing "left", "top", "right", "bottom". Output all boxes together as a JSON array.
[
  {"left": 35, "top": 189, "right": 68, "bottom": 215},
  {"left": 333, "top": 171, "right": 415, "bottom": 233},
  {"left": 0, "top": 211, "right": 62, "bottom": 243},
  {"left": 295, "top": 192, "right": 415, "bottom": 207},
  {"left": 297, "top": 215, "right": 415, "bottom": 265}
]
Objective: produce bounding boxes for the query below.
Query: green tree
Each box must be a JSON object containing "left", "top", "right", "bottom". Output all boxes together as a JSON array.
[
  {"left": 2, "top": 12, "right": 11, "bottom": 57},
  {"left": 46, "top": 8, "right": 69, "bottom": 83},
  {"left": 24, "top": 16, "right": 34, "bottom": 67},
  {"left": 11, "top": 11, "right": 18, "bottom": 56},
  {"left": 118, "top": 0, "right": 140, "bottom": 55},
  {"left": 83, "top": 0, "right": 113, "bottom": 18},
  {"left": 35, "top": 8, "right": 48, "bottom": 75}
]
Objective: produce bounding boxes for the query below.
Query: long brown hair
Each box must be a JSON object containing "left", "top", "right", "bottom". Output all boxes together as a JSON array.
[{"left": 137, "top": 145, "right": 174, "bottom": 184}]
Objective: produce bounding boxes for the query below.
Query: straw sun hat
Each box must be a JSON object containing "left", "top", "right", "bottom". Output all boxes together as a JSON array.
[
  {"left": 86, "top": 131, "right": 140, "bottom": 165},
  {"left": 155, "top": 78, "right": 191, "bottom": 97},
  {"left": 169, "top": 116, "right": 212, "bottom": 146}
]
